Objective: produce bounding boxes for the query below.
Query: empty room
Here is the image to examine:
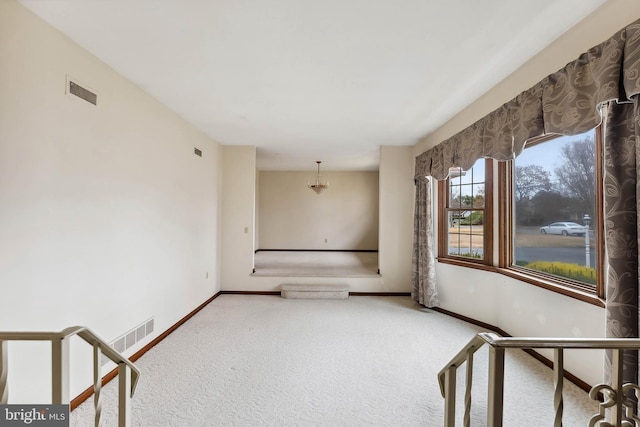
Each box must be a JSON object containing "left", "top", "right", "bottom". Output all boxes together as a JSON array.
[{"left": 2, "top": 0, "right": 640, "bottom": 426}]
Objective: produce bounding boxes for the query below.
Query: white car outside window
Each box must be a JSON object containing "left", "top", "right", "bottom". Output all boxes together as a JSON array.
[{"left": 539, "top": 222, "right": 587, "bottom": 236}]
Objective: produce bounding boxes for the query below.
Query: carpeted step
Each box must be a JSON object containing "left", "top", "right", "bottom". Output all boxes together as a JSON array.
[{"left": 280, "top": 284, "right": 349, "bottom": 299}]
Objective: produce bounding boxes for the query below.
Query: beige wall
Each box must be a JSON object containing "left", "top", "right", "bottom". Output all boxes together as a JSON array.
[
  {"left": 414, "top": 0, "right": 640, "bottom": 155},
  {"left": 221, "top": 146, "right": 257, "bottom": 285},
  {"left": 0, "top": 0, "right": 222, "bottom": 402},
  {"left": 379, "top": 146, "right": 414, "bottom": 288},
  {"left": 258, "top": 171, "right": 379, "bottom": 250},
  {"left": 415, "top": 1, "right": 640, "bottom": 386}
]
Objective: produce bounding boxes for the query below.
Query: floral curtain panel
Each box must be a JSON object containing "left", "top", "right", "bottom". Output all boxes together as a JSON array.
[
  {"left": 411, "top": 177, "right": 439, "bottom": 307},
  {"left": 603, "top": 99, "right": 639, "bottom": 386}
]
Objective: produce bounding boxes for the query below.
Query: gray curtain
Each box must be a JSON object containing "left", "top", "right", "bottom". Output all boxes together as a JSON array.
[
  {"left": 413, "top": 18, "right": 640, "bottom": 382},
  {"left": 415, "top": 19, "right": 640, "bottom": 181},
  {"left": 603, "top": 99, "right": 640, "bottom": 387},
  {"left": 411, "top": 176, "right": 439, "bottom": 307}
]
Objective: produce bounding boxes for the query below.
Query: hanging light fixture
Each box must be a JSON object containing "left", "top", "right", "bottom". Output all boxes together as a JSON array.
[{"left": 308, "top": 161, "right": 329, "bottom": 194}]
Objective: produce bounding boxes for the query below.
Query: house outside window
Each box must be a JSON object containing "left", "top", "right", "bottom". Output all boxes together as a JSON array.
[{"left": 438, "top": 158, "right": 493, "bottom": 267}]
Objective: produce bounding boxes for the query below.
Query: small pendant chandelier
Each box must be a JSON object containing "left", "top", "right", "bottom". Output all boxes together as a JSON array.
[{"left": 308, "top": 161, "right": 329, "bottom": 194}]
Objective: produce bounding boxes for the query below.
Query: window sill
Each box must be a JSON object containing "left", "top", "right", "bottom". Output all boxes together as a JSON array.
[
  {"left": 497, "top": 267, "right": 605, "bottom": 308},
  {"left": 436, "top": 257, "right": 497, "bottom": 272},
  {"left": 435, "top": 258, "right": 605, "bottom": 308}
]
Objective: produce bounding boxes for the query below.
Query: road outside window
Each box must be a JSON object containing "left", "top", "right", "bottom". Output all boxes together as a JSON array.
[{"left": 513, "top": 130, "right": 597, "bottom": 287}]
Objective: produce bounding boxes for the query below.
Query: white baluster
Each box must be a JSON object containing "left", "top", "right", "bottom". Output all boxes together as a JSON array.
[
  {"left": 118, "top": 362, "right": 131, "bottom": 427},
  {"left": 588, "top": 384, "right": 616, "bottom": 426},
  {"left": 553, "top": 348, "right": 564, "bottom": 427},
  {"left": 487, "top": 346, "right": 505, "bottom": 427},
  {"left": 464, "top": 348, "right": 474, "bottom": 427},
  {"left": 443, "top": 368, "right": 457, "bottom": 427},
  {"left": 93, "top": 344, "right": 103, "bottom": 427},
  {"left": 51, "top": 336, "right": 70, "bottom": 404},
  {"left": 0, "top": 340, "right": 7, "bottom": 404},
  {"left": 622, "top": 384, "right": 640, "bottom": 424},
  {"left": 611, "top": 349, "right": 625, "bottom": 425}
]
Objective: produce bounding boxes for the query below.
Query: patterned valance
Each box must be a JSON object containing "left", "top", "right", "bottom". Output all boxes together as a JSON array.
[{"left": 415, "top": 18, "right": 640, "bottom": 180}]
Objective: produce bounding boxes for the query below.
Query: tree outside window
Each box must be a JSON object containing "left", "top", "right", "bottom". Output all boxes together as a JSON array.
[
  {"left": 439, "top": 158, "right": 493, "bottom": 265},
  {"left": 513, "top": 130, "right": 599, "bottom": 288}
]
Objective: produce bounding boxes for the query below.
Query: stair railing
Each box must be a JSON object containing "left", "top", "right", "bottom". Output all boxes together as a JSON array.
[
  {"left": 0, "top": 326, "right": 141, "bottom": 427},
  {"left": 438, "top": 332, "right": 640, "bottom": 427}
]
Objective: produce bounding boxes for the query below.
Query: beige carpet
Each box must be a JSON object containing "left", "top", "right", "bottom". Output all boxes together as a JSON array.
[
  {"left": 71, "top": 295, "right": 598, "bottom": 426},
  {"left": 252, "top": 251, "right": 379, "bottom": 277}
]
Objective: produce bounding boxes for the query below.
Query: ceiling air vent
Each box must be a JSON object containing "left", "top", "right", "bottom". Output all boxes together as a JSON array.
[{"left": 69, "top": 80, "right": 97, "bottom": 105}]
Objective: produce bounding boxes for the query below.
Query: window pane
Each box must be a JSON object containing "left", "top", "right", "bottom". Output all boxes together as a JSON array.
[
  {"left": 449, "top": 185, "right": 461, "bottom": 208},
  {"left": 513, "top": 131, "right": 597, "bottom": 286},
  {"left": 448, "top": 167, "right": 463, "bottom": 208},
  {"left": 448, "top": 211, "right": 484, "bottom": 259},
  {"left": 448, "top": 162, "right": 486, "bottom": 209},
  {"left": 443, "top": 158, "right": 488, "bottom": 262},
  {"left": 472, "top": 184, "right": 485, "bottom": 208}
]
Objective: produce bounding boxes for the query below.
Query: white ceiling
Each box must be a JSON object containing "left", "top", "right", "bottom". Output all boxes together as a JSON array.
[{"left": 20, "top": 0, "right": 605, "bottom": 171}]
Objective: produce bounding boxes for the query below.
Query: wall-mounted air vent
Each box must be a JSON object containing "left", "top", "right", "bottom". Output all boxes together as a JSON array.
[
  {"left": 194, "top": 148, "right": 203, "bottom": 157},
  {"left": 67, "top": 77, "right": 97, "bottom": 105},
  {"left": 103, "top": 317, "right": 154, "bottom": 365}
]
